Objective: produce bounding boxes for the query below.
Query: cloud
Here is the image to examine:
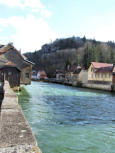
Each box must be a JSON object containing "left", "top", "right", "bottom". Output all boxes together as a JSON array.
[
  {"left": 0, "top": 15, "right": 57, "bottom": 52},
  {"left": 0, "top": 28, "right": 3, "bottom": 32},
  {"left": 0, "top": 0, "right": 54, "bottom": 52},
  {"left": 0, "top": 0, "right": 51, "bottom": 17},
  {"left": 0, "top": 0, "right": 22, "bottom": 8}
]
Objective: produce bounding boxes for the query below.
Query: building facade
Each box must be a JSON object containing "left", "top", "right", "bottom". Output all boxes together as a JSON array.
[
  {"left": 0, "top": 43, "right": 34, "bottom": 87},
  {"left": 88, "top": 62, "right": 113, "bottom": 84}
]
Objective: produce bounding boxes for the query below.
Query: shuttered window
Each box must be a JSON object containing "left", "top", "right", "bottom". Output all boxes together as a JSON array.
[{"left": 25, "top": 73, "right": 29, "bottom": 78}]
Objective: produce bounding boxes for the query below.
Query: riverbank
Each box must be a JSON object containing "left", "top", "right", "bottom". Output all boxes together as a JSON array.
[
  {"left": 0, "top": 81, "right": 41, "bottom": 153},
  {"left": 41, "top": 78, "right": 115, "bottom": 92}
]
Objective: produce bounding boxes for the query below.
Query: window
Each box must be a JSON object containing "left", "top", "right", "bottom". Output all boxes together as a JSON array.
[
  {"left": 25, "top": 73, "right": 29, "bottom": 78},
  {"left": 105, "top": 74, "right": 106, "bottom": 78}
]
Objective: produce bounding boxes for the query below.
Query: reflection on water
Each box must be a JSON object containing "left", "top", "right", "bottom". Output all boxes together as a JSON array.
[{"left": 19, "top": 81, "right": 115, "bottom": 153}]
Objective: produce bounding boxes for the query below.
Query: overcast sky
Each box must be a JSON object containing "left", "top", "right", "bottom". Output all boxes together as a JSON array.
[{"left": 0, "top": 0, "right": 115, "bottom": 53}]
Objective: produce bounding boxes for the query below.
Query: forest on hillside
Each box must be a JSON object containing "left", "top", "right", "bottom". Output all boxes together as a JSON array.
[{"left": 24, "top": 36, "right": 115, "bottom": 77}]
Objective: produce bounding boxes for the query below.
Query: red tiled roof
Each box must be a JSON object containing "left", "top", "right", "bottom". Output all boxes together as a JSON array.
[
  {"left": 92, "top": 62, "right": 113, "bottom": 68},
  {"left": 91, "top": 62, "right": 113, "bottom": 73},
  {"left": 0, "top": 43, "right": 25, "bottom": 59}
]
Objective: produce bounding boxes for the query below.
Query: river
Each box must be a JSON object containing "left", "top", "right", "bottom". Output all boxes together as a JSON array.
[{"left": 19, "top": 81, "right": 115, "bottom": 153}]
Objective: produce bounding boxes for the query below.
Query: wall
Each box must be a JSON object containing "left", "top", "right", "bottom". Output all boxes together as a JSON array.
[
  {"left": 78, "top": 70, "right": 88, "bottom": 84},
  {"left": 83, "top": 83, "right": 111, "bottom": 91},
  {"left": 0, "top": 81, "right": 42, "bottom": 153},
  {"left": 20, "top": 65, "right": 32, "bottom": 85},
  {"left": 0, "top": 48, "right": 33, "bottom": 85}
]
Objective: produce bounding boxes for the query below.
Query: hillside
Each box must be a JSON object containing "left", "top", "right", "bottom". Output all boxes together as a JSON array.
[{"left": 24, "top": 36, "right": 115, "bottom": 77}]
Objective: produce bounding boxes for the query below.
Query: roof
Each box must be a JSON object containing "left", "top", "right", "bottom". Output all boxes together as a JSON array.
[
  {"left": 91, "top": 62, "right": 113, "bottom": 73},
  {"left": 0, "top": 44, "right": 13, "bottom": 55},
  {"left": 0, "top": 43, "right": 24, "bottom": 58},
  {"left": 77, "top": 65, "right": 82, "bottom": 69},
  {"left": 92, "top": 62, "right": 113, "bottom": 68},
  {"left": 24, "top": 59, "right": 35, "bottom": 65},
  {"left": 67, "top": 65, "right": 82, "bottom": 74},
  {"left": 0, "top": 43, "right": 34, "bottom": 65},
  {"left": 67, "top": 65, "right": 77, "bottom": 72},
  {"left": 0, "top": 45, "right": 4, "bottom": 49}
]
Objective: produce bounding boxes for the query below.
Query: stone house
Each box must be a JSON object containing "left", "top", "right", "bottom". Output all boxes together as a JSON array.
[
  {"left": 37, "top": 71, "right": 47, "bottom": 80},
  {"left": 0, "top": 43, "right": 34, "bottom": 87},
  {"left": 56, "top": 70, "right": 66, "bottom": 80},
  {"left": 31, "top": 70, "right": 38, "bottom": 80},
  {"left": 0, "top": 61, "right": 21, "bottom": 88},
  {"left": 88, "top": 62, "right": 114, "bottom": 84},
  {"left": 32, "top": 70, "right": 48, "bottom": 80},
  {"left": 65, "top": 65, "right": 82, "bottom": 83},
  {"left": 78, "top": 69, "right": 88, "bottom": 84}
]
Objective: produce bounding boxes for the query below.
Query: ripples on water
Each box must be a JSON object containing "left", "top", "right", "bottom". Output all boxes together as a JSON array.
[{"left": 19, "top": 82, "right": 115, "bottom": 153}]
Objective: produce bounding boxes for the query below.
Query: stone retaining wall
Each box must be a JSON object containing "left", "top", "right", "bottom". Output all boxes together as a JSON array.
[
  {"left": 83, "top": 83, "right": 111, "bottom": 91},
  {"left": 0, "top": 81, "right": 42, "bottom": 153}
]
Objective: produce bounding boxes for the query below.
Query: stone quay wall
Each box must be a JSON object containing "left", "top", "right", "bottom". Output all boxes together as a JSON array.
[
  {"left": 0, "top": 81, "right": 42, "bottom": 153},
  {"left": 82, "top": 83, "right": 112, "bottom": 91}
]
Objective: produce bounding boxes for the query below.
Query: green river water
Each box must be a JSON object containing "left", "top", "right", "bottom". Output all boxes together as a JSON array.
[{"left": 18, "top": 81, "right": 115, "bottom": 153}]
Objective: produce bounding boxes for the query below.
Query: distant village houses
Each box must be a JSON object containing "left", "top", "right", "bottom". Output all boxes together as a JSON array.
[
  {"left": 32, "top": 70, "right": 48, "bottom": 80},
  {"left": 55, "top": 70, "right": 66, "bottom": 80},
  {"left": 0, "top": 43, "right": 34, "bottom": 88},
  {"left": 55, "top": 65, "right": 83, "bottom": 85},
  {"left": 54, "top": 62, "right": 115, "bottom": 91},
  {"left": 65, "top": 65, "right": 82, "bottom": 83},
  {"left": 88, "top": 62, "right": 115, "bottom": 85}
]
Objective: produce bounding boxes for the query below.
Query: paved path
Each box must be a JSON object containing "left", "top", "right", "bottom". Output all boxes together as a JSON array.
[{"left": 0, "top": 81, "right": 42, "bottom": 153}]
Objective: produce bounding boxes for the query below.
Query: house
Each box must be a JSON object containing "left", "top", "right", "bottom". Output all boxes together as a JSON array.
[
  {"left": 31, "top": 70, "right": 38, "bottom": 80},
  {"left": 65, "top": 65, "right": 82, "bottom": 82},
  {"left": 56, "top": 70, "right": 66, "bottom": 80},
  {"left": 88, "top": 62, "right": 114, "bottom": 84},
  {"left": 0, "top": 43, "right": 34, "bottom": 87},
  {"left": 37, "top": 71, "right": 47, "bottom": 80},
  {"left": 112, "top": 67, "right": 115, "bottom": 85},
  {"left": 77, "top": 69, "right": 88, "bottom": 84},
  {"left": 0, "top": 61, "right": 21, "bottom": 88},
  {"left": 32, "top": 70, "right": 48, "bottom": 80}
]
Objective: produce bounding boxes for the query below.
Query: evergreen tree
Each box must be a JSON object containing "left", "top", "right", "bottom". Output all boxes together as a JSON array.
[{"left": 82, "top": 35, "right": 86, "bottom": 43}]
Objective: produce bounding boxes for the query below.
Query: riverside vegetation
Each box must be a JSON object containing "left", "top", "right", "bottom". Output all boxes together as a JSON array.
[{"left": 24, "top": 36, "right": 115, "bottom": 77}]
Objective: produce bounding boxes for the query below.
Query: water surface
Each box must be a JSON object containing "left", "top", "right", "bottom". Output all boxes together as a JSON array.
[{"left": 19, "top": 81, "right": 115, "bottom": 153}]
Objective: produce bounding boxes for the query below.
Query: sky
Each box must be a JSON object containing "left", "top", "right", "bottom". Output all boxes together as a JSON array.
[{"left": 0, "top": 0, "right": 115, "bottom": 53}]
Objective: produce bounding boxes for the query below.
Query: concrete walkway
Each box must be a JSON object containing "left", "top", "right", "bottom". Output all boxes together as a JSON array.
[{"left": 0, "top": 81, "right": 42, "bottom": 153}]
